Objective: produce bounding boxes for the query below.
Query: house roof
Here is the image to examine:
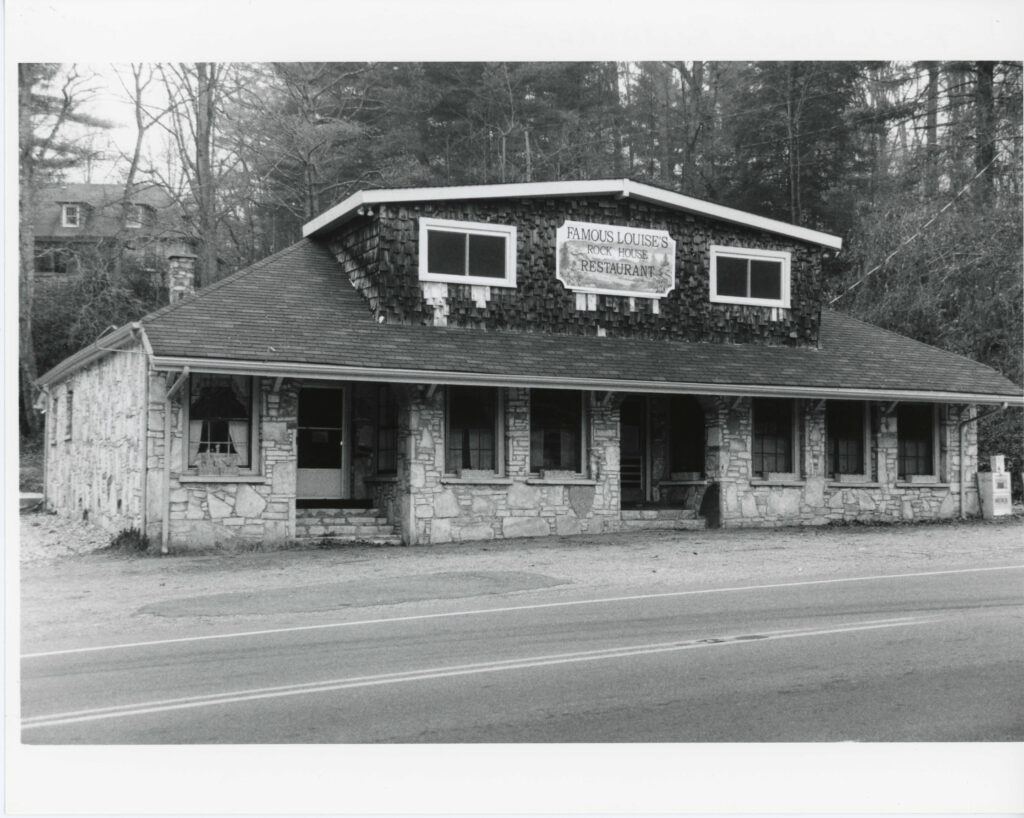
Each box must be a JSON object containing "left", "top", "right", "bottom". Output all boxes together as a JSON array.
[
  {"left": 302, "top": 179, "right": 845, "bottom": 250},
  {"left": 46, "top": 238, "right": 1011, "bottom": 405},
  {"left": 33, "top": 182, "right": 185, "bottom": 240}
]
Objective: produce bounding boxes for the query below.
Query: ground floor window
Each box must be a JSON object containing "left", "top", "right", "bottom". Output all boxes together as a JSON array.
[
  {"left": 530, "top": 389, "right": 583, "bottom": 473},
  {"left": 827, "top": 400, "right": 869, "bottom": 477},
  {"left": 188, "top": 375, "right": 253, "bottom": 471},
  {"left": 669, "top": 395, "right": 705, "bottom": 475},
  {"left": 446, "top": 386, "right": 500, "bottom": 474},
  {"left": 752, "top": 398, "right": 795, "bottom": 478},
  {"left": 898, "top": 403, "right": 936, "bottom": 479}
]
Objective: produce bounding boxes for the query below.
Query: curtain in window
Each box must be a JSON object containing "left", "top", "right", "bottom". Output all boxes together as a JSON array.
[{"left": 189, "top": 375, "right": 251, "bottom": 470}]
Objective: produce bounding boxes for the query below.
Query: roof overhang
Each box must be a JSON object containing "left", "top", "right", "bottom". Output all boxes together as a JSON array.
[
  {"left": 149, "top": 355, "right": 1021, "bottom": 406},
  {"left": 302, "top": 179, "right": 844, "bottom": 250},
  {"left": 36, "top": 323, "right": 144, "bottom": 388}
]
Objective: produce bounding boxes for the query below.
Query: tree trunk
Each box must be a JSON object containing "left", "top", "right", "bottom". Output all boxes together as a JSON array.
[
  {"left": 974, "top": 61, "right": 996, "bottom": 203},
  {"left": 925, "top": 62, "right": 940, "bottom": 197},
  {"left": 196, "top": 62, "right": 219, "bottom": 287},
  {"left": 18, "top": 65, "right": 40, "bottom": 435}
]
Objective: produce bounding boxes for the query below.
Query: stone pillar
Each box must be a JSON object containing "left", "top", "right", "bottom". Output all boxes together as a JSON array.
[{"left": 168, "top": 254, "right": 198, "bottom": 303}]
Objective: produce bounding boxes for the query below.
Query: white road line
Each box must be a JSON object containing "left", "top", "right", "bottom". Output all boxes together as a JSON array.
[
  {"left": 23, "top": 563, "right": 1024, "bottom": 660},
  {"left": 22, "top": 615, "right": 936, "bottom": 730}
]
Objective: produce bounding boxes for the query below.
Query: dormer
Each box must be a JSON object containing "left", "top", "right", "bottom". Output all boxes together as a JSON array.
[{"left": 60, "top": 203, "right": 83, "bottom": 228}]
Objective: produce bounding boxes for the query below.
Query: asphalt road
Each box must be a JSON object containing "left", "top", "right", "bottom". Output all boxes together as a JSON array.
[{"left": 21, "top": 563, "right": 1024, "bottom": 743}]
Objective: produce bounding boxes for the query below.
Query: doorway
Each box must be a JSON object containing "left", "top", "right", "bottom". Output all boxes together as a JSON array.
[
  {"left": 296, "top": 386, "right": 349, "bottom": 501},
  {"left": 620, "top": 395, "right": 648, "bottom": 508}
]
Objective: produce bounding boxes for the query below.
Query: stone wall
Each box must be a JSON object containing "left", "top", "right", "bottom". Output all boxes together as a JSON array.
[
  {"left": 148, "top": 375, "right": 298, "bottom": 546},
  {"left": 712, "top": 399, "right": 979, "bottom": 527},
  {"left": 44, "top": 341, "right": 149, "bottom": 534},
  {"left": 396, "top": 386, "right": 622, "bottom": 545}
]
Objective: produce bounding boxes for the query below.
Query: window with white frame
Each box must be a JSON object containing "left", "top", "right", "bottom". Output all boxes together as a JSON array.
[
  {"left": 187, "top": 375, "right": 255, "bottom": 472},
  {"left": 710, "top": 246, "right": 791, "bottom": 308},
  {"left": 64, "top": 389, "right": 74, "bottom": 441},
  {"left": 752, "top": 398, "right": 797, "bottom": 478},
  {"left": 530, "top": 389, "right": 584, "bottom": 473},
  {"left": 419, "top": 217, "right": 517, "bottom": 287},
  {"left": 897, "top": 403, "right": 938, "bottom": 480},
  {"left": 61, "top": 204, "right": 81, "bottom": 228},
  {"left": 446, "top": 386, "right": 502, "bottom": 475},
  {"left": 50, "top": 394, "right": 60, "bottom": 445},
  {"left": 826, "top": 400, "right": 870, "bottom": 477},
  {"left": 125, "top": 203, "right": 144, "bottom": 229}
]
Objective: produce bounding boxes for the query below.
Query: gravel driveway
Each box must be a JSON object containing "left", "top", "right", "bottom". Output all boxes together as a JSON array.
[{"left": 17, "top": 508, "right": 1024, "bottom": 654}]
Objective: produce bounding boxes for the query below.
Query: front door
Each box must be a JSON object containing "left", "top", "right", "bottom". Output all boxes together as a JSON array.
[
  {"left": 296, "top": 386, "right": 348, "bottom": 500},
  {"left": 620, "top": 395, "right": 648, "bottom": 508}
]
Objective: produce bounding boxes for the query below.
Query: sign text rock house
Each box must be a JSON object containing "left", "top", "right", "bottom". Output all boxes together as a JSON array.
[{"left": 37, "top": 180, "right": 1023, "bottom": 549}]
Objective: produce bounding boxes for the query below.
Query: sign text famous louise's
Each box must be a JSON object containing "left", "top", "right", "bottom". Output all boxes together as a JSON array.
[{"left": 556, "top": 220, "right": 676, "bottom": 299}]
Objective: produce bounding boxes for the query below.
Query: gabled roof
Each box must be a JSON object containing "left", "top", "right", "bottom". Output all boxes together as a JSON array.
[
  {"left": 33, "top": 182, "right": 186, "bottom": 240},
  {"left": 302, "top": 179, "right": 844, "bottom": 250},
  {"left": 49, "top": 238, "right": 1010, "bottom": 406}
]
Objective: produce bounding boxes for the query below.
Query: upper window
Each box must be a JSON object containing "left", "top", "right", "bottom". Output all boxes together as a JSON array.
[
  {"left": 897, "top": 403, "right": 937, "bottom": 480},
  {"left": 752, "top": 398, "right": 796, "bottom": 478},
  {"left": 187, "top": 375, "right": 254, "bottom": 472},
  {"left": 530, "top": 389, "right": 583, "bottom": 474},
  {"left": 446, "top": 386, "right": 502, "bottom": 475},
  {"left": 61, "top": 204, "right": 81, "bottom": 228},
  {"left": 710, "top": 246, "right": 791, "bottom": 308},
  {"left": 827, "top": 401, "right": 869, "bottom": 477},
  {"left": 125, "top": 203, "right": 144, "bottom": 229},
  {"left": 419, "top": 217, "right": 517, "bottom": 287}
]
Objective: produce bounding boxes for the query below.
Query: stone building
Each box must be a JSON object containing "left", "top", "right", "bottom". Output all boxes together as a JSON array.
[{"left": 36, "top": 180, "right": 1023, "bottom": 550}]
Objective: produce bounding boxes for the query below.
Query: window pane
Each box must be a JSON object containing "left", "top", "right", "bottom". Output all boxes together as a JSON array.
[
  {"left": 530, "top": 390, "right": 581, "bottom": 472},
  {"left": 749, "top": 259, "right": 782, "bottom": 300},
  {"left": 827, "top": 401, "right": 865, "bottom": 475},
  {"left": 299, "top": 387, "right": 344, "bottom": 427},
  {"left": 898, "top": 404, "right": 933, "bottom": 477},
  {"left": 427, "top": 230, "right": 466, "bottom": 276},
  {"left": 447, "top": 387, "right": 497, "bottom": 472},
  {"left": 716, "top": 256, "right": 747, "bottom": 297},
  {"left": 189, "top": 375, "right": 251, "bottom": 469},
  {"left": 467, "top": 234, "right": 507, "bottom": 278},
  {"left": 753, "top": 398, "right": 792, "bottom": 476}
]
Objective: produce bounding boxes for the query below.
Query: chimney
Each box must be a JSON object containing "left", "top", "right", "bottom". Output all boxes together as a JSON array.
[{"left": 167, "top": 254, "right": 197, "bottom": 303}]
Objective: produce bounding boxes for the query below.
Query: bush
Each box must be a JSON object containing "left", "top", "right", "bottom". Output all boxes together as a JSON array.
[{"left": 109, "top": 527, "right": 150, "bottom": 553}]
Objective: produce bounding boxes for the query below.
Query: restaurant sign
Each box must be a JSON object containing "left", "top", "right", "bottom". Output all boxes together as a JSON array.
[{"left": 556, "top": 220, "right": 676, "bottom": 299}]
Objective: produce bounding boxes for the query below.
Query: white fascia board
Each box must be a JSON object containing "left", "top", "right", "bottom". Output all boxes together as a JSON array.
[
  {"left": 302, "top": 179, "right": 843, "bottom": 249},
  {"left": 150, "top": 356, "right": 1021, "bottom": 406}
]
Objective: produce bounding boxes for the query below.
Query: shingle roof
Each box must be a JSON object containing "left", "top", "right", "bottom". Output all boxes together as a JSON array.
[{"left": 129, "top": 239, "right": 1021, "bottom": 405}]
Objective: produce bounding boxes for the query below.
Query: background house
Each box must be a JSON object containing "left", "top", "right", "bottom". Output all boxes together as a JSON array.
[{"left": 32, "top": 182, "right": 196, "bottom": 280}]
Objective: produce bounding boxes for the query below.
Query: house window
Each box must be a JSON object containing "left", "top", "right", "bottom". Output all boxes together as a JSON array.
[
  {"left": 50, "top": 395, "right": 59, "bottom": 445},
  {"left": 898, "top": 403, "right": 937, "bottom": 479},
  {"left": 61, "top": 204, "right": 81, "bottom": 228},
  {"left": 125, "top": 204, "right": 143, "bottom": 229},
  {"left": 669, "top": 395, "right": 705, "bottom": 476},
  {"left": 710, "top": 246, "right": 791, "bottom": 308},
  {"left": 446, "top": 386, "right": 501, "bottom": 474},
  {"left": 377, "top": 385, "right": 398, "bottom": 475},
  {"left": 187, "top": 375, "right": 254, "bottom": 471},
  {"left": 752, "top": 398, "right": 796, "bottom": 478},
  {"left": 64, "top": 389, "right": 74, "bottom": 441},
  {"left": 827, "top": 401, "right": 869, "bottom": 477},
  {"left": 419, "top": 217, "right": 517, "bottom": 287},
  {"left": 530, "top": 389, "right": 583, "bottom": 473}
]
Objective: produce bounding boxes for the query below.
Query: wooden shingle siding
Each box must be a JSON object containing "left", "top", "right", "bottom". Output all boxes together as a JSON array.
[{"left": 328, "top": 196, "right": 823, "bottom": 346}]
